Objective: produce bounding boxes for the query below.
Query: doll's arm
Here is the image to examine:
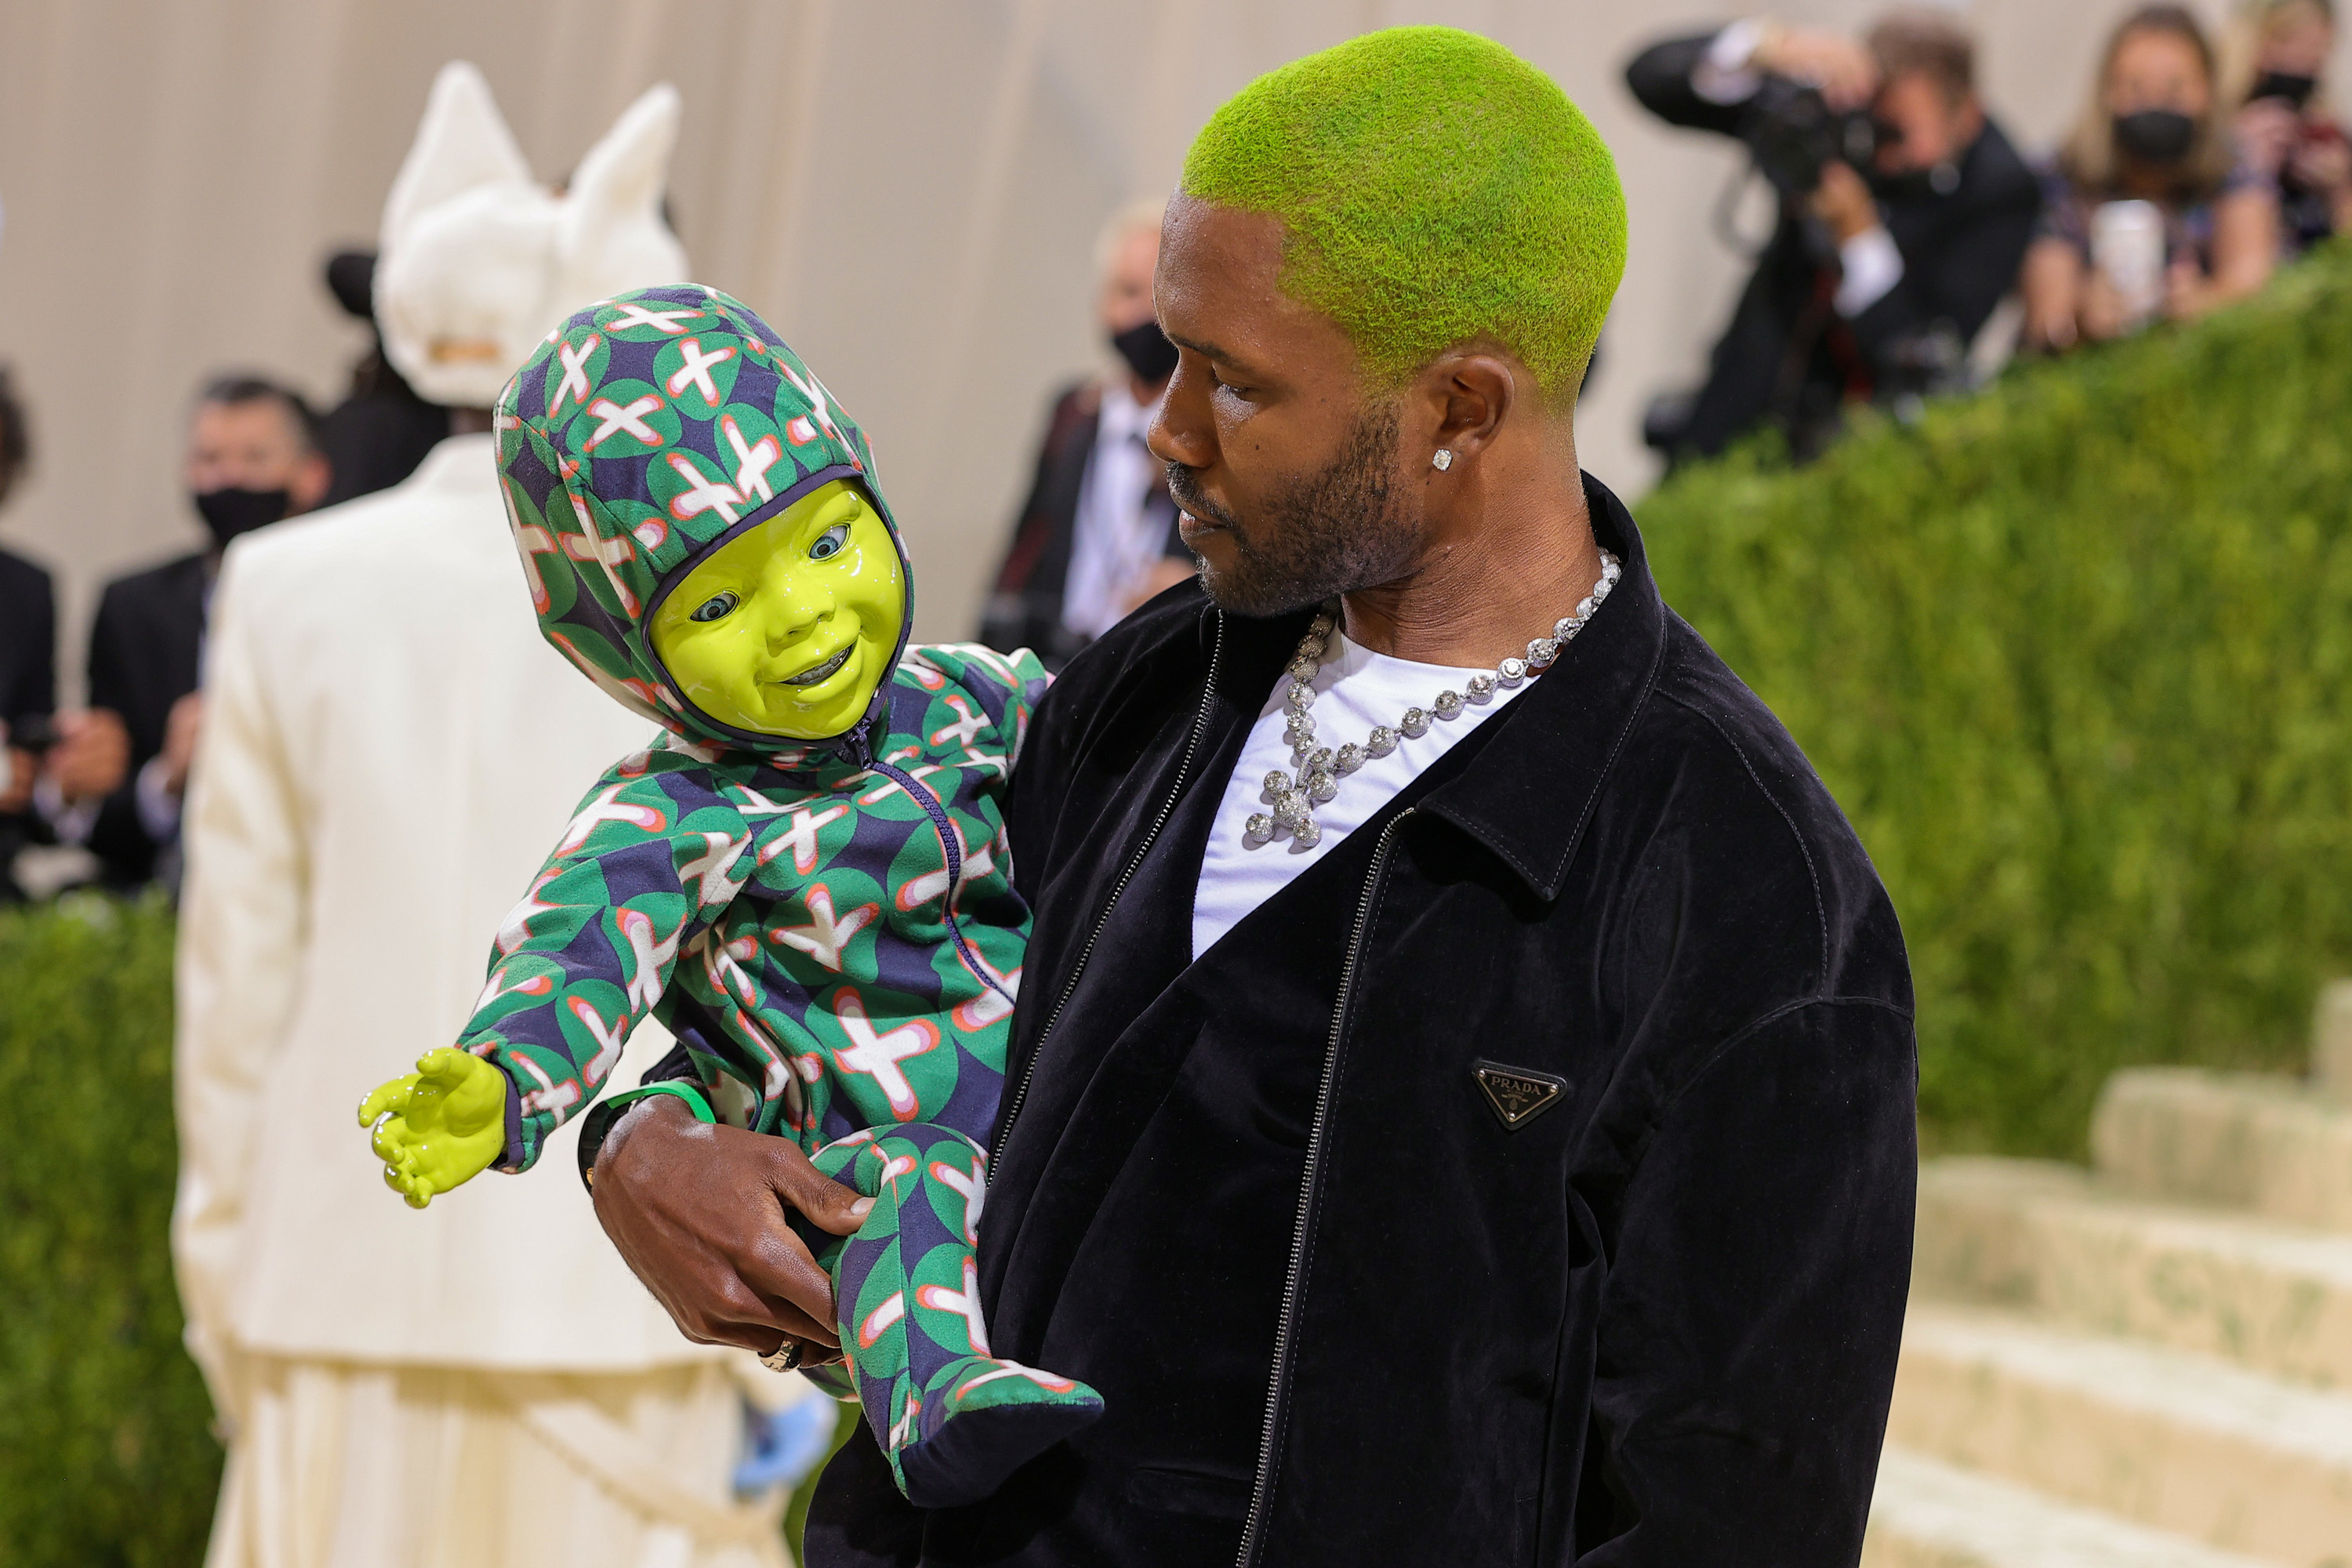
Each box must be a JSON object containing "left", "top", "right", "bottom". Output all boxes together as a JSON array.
[
  {"left": 357, "top": 1047, "right": 510, "bottom": 1207},
  {"left": 916, "top": 643, "right": 1051, "bottom": 775},
  {"left": 426, "top": 753, "right": 746, "bottom": 1174}
]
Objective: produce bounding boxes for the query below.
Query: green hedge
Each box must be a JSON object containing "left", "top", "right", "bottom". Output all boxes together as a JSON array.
[
  {"left": 0, "top": 897, "right": 220, "bottom": 1566},
  {"left": 0, "top": 897, "right": 844, "bottom": 1564},
  {"left": 1639, "top": 243, "right": 2352, "bottom": 1156}
]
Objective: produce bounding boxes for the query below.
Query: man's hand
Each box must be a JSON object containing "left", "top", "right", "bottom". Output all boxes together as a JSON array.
[
  {"left": 2291, "top": 132, "right": 2352, "bottom": 198},
  {"left": 2234, "top": 99, "right": 2301, "bottom": 180},
  {"left": 42, "top": 709, "right": 130, "bottom": 803},
  {"left": 591, "top": 1094, "right": 872, "bottom": 1361},
  {"left": 1808, "top": 160, "right": 1882, "bottom": 245},
  {"left": 1752, "top": 27, "right": 1878, "bottom": 112},
  {"left": 160, "top": 691, "right": 205, "bottom": 798},
  {"left": 0, "top": 748, "right": 34, "bottom": 814}
]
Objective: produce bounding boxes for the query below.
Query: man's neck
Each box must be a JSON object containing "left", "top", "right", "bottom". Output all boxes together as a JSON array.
[{"left": 1339, "top": 455, "right": 1602, "bottom": 670}]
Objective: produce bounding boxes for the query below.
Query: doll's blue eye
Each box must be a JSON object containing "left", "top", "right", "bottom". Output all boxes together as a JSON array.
[
  {"left": 689, "top": 591, "right": 739, "bottom": 622},
  {"left": 808, "top": 524, "right": 850, "bottom": 561}
]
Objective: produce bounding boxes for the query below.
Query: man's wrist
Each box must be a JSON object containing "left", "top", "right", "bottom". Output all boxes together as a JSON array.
[
  {"left": 1834, "top": 223, "right": 1904, "bottom": 315},
  {"left": 134, "top": 754, "right": 184, "bottom": 843},
  {"left": 585, "top": 1091, "right": 696, "bottom": 1194},
  {"left": 1695, "top": 17, "right": 1779, "bottom": 106}
]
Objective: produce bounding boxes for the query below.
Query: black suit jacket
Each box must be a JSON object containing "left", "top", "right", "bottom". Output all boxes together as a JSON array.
[
  {"left": 979, "top": 382, "right": 1185, "bottom": 671},
  {"left": 0, "top": 546, "right": 56, "bottom": 897},
  {"left": 808, "top": 477, "right": 1918, "bottom": 1565},
  {"left": 0, "top": 546, "right": 54, "bottom": 731},
  {"left": 1627, "top": 30, "right": 2042, "bottom": 459},
  {"left": 85, "top": 550, "right": 207, "bottom": 887}
]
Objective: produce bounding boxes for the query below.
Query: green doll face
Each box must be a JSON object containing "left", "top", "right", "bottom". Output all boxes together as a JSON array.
[{"left": 649, "top": 479, "right": 906, "bottom": 739}]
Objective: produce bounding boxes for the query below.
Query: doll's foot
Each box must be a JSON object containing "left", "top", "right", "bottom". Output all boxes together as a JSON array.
[{"left": 891, "top": 1356, "right": 1104, "bottom": 1509}]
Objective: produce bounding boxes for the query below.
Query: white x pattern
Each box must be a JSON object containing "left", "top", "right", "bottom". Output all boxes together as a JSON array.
[
  {"left": 666, "top": 337, "right": 736, "bottom": 405},
  {"left": 664, "top": 452, "right": 744, "bottom": 524},
  {"left": 583, "top": 394, "right": 665, "bottom": 451}
]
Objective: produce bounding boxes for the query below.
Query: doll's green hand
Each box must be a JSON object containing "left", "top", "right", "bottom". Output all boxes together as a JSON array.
[{"left": 357, "top": 1047, "right": 509, "bottom": 1209}]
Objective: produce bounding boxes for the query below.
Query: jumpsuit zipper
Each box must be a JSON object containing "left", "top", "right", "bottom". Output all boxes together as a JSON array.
[
  {"left": 989, "top": 610, "right": 1226, "bottom": 1170},
  {"left": 839, "top": 710, "right": 1018, "bottom": 1012},
  {"left": 1236, "top": 807, "right": 1414, "bottom": 1567},
  {"left": 866, "top": 751, "right": 1015, "bottom": 1011}
]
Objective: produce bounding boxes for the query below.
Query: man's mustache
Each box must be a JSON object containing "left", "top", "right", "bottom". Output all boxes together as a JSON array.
[{"left": 1164, "top": 463, "right": 1240, "bottom": 532}]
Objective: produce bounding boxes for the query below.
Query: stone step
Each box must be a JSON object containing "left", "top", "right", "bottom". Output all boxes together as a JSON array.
[
  {"left": 1914, "top": 1156, "right": 2352, "bottom": 1388},
  {"left": 1864, "top": 1446, "right": 2280, "bottom": 1568},
  {"left": 2307, "top": 980, "right": 2352, "bottom": 1105},
  {"left": 1888, "top": 1303, "right": 2352, "bottom": 1564},
  {"left": 2090, "top": 1068, "right": 2352, "bottom": 1232}
]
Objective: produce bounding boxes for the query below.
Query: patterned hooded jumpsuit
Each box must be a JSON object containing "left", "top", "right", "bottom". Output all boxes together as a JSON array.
[{"left": 465, "top": 285, "right": 1101, "bottom": 1508}]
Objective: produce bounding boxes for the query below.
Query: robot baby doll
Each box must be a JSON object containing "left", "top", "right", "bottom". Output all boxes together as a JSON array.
[{"left": 356, "top": 285, "right": 1096, "bottom": 1509}]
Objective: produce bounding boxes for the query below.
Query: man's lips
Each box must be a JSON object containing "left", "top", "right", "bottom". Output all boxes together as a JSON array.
[{"left": 779, "top": 644, "right": 852, "bottom": 688}]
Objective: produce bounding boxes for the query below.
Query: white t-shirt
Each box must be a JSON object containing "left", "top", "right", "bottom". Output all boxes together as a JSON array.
[{"left": 1192, "top": 632, "right": 1529, "bottom": 956}]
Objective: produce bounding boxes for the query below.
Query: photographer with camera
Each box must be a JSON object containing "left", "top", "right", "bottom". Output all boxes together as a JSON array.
[
  {"left": 2228, "top": 0, "right": 2350, "bottom": 258},
  {"left": 1628, "top": 10, "right": 2040, "bottom": 463}
]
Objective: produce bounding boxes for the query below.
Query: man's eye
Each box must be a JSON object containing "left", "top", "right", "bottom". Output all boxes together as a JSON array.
[
  {"left": 808, "top": 524, "right": 850, "bottom": 561},
  {"left": 689, "top": 591, "right": 739, "bottom": 623}
]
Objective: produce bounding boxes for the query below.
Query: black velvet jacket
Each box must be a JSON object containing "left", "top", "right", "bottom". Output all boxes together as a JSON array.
[{"left": 808, "top": 477, "right": 1917, "bottom": 1566}]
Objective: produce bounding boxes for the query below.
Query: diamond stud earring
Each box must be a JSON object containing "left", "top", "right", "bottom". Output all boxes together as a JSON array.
[{"left": 1432, "top": 449, "right": 1454, "bottom": 471}]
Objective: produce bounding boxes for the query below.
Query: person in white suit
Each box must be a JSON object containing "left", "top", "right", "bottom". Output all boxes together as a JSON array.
[{"left": 172, "top": 63, "right": 802, "bottom": 1568}]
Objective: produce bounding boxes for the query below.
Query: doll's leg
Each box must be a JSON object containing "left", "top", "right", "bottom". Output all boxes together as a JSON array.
[{"left": 810, "top": 1123, "right": 1102, "bottom": 1509}]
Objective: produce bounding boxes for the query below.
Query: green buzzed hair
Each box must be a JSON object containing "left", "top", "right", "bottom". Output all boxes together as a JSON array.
[{"left": 1182, "top": 26, "right": 1627, "bottom": 404}]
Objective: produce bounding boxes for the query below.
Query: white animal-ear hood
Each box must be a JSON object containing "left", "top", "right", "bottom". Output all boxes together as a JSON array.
[{"left": 375, "top": 63, "right": 688, "bottom": 409}]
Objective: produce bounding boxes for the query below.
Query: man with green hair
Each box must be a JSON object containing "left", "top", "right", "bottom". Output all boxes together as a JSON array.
[{"left": 590, "top": 27, "right": 1915, "bottom": 1566}]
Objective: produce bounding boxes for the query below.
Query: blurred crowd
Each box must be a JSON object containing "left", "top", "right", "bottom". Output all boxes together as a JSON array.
[
  {"left": 2, "top": 2, "right": 2347, "bottom": 904},
  {"left": 0, "top": 255, "right": 439, "bottom": 902},
  {"left": 1633, "top": 0, "right": 2350, "bottom": 465}
]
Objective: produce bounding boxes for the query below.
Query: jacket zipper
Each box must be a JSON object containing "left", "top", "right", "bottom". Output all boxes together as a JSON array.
[
  {"left": 989, "top": 611, "right": 1226, "bottom": 1170},
  {"left": 1235, "top": 807, "right": 1413, "bottom": 1568}
]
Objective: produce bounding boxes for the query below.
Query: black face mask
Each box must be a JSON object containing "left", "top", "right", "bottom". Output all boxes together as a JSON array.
[
  {"left": 194, "top": 486, "right": 292, "bottom": 550},
  {"left": 2249, "top": 71, "right": 2318, "bottom": 110},
  {"left": 1110, "top": 319, "right": 1179, "bottom": 387},
  {"left": 2114, "top": 108, "right": 2198, "bottom": 165}
]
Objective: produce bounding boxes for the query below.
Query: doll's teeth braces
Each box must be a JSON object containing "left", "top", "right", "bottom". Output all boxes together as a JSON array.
[{"left": 785, "top": 647, "right": 852, "bottom": 686}]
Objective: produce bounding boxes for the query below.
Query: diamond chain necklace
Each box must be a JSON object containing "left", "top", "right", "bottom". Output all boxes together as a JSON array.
[{"left": 1244, "top": 549, "right": 1622, "bottom": 850}]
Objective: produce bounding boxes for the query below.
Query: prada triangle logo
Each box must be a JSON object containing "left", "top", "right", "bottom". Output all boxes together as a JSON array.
[{"left": 1473, "top": 1062, "right": 1569, "bottom": 1131}]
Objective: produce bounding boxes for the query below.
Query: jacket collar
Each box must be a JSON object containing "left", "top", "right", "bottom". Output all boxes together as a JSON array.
[
  {"left": 407, "top": 431, "right": 496, "bottom": 495},
  {"left": 1413, "top": 472, "right": 1669, "bottom": 902}
]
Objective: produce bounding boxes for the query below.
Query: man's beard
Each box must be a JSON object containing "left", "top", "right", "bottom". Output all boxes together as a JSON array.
[{"left": 1165, "top": 401, "right": 1422, "bottom": 617}]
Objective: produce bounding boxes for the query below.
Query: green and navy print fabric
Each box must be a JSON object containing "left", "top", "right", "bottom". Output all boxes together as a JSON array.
[
  {"left": 495, "top": 281, "right": 895, "bottom": 754},
  {"left": 809, "top": 1123, "right": 1102, "bottom": 1505},
  {"left": 475, "top": 288, "right": 1097, "bottom": 1504},
  {"left": 458, "top": 641, "right": 1043, "bottom": 1168}
]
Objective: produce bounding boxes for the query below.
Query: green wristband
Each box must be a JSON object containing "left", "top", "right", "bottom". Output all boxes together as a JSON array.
[{"left": 610, "top": 1082, "right": 716, "bottom": 1123}]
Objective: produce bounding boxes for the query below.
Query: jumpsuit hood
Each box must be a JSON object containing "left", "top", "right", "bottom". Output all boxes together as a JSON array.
[{"left": 495, "top": 283, "right": 911, "bottom": 757}]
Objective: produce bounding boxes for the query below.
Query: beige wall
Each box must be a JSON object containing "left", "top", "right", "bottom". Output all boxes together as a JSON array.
[{"left": 2, "top": 0, "right": 2342, "bottom": 699}]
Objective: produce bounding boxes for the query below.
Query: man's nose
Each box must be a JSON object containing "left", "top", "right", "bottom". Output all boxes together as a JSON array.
[{"left": 1146, "top": 357, "right": 1215, "bottom": 473}]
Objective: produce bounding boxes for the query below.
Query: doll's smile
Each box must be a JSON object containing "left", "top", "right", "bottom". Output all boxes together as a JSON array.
[{"left": 782, "top": 644, "right": 854, "bottom": 688}]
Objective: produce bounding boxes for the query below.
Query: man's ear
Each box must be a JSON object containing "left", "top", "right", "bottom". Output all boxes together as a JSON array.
[{"left": 1422, "top": 352, "right": 1518, "bottom": 468}]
